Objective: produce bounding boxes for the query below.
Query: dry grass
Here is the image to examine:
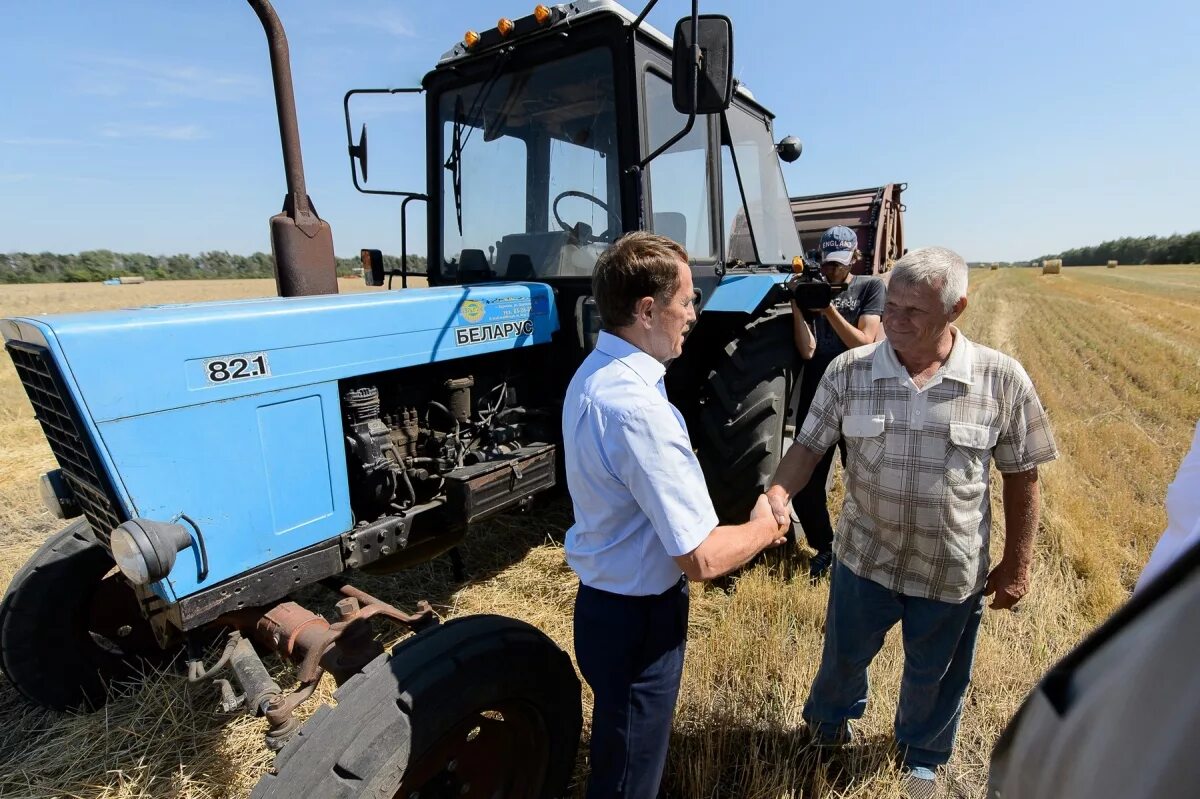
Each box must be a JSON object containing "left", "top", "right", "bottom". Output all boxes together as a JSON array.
[{"left": 1, "top": 268, "right": 1198, "bottom": 798}]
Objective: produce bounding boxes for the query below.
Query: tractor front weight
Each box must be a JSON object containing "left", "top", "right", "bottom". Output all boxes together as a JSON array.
[{"left": 188, "top": 580, "right": 440, "bottom": 751}]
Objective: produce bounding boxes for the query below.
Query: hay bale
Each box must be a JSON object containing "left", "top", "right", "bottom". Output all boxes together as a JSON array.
[
  {"left": 1107, "top": 260, "right": 1118, "bottom": 268},
  {"left": 990, "top": 263, "right": 999, "bottom": 270},
  {"left": 118, "top": 275, "right": 146, "bottom": 285},
  {"left": 1042, "top": 259, "right": 1062, "bottom": 275}
]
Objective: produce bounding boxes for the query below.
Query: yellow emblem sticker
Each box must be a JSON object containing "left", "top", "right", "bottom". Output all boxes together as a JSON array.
[{"left": 460, "top": 299, "right": 485, "bottom": 323}]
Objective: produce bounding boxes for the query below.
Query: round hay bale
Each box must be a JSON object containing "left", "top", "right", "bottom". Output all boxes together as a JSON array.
[
  {"left": 1042, "top": 259, "right": 1062, "bottom": 275},
  {"left": 1107, "top": 260, "right": 1118, "bottom": 268},
  {"left": 990, "top": 263, "right": 999, "bottom": 270}
]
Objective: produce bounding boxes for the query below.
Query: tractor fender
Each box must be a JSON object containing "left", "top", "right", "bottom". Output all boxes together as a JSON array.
[{"left": 702, "top": 272, "right": 791, "bottom": 317}]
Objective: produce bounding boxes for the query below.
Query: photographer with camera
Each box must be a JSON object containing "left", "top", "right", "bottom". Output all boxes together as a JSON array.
[{"left": 789, "top": 226, "right": 886, "bottom": 579}]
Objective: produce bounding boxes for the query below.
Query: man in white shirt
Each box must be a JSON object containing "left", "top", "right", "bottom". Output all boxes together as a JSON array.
[{"left": 563, "top": 231, "right": 786, "bottom": 799}]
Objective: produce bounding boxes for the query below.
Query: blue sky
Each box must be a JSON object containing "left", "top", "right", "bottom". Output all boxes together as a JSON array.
[{"left": 2, "top": 0, "right": 1197, "bottom": 262}]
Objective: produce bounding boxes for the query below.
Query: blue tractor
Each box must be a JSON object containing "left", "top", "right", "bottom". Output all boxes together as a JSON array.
[{"left": 1, "top": 1, "right": 812, "bottom": 795}]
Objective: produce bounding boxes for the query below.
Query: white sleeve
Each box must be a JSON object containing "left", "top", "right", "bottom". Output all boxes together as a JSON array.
[
  {"left": 605, "top": 402, "right": 719, "bottom": 557},
  {"left": 1136, "top": 421, "right": 1200, "bottom": 594}
]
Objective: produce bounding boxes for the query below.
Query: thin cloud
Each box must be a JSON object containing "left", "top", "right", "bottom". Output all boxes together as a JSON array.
[
  {"left": 76, "top": 55, "right": 262, "bottom": 103},
  {"left": 335, "top": 8, "right": 416, "bottom": 38},
  {"left": 1, "top": 137, "right": 85, "bottom": 147},
  {"left": 0, "top": 173, "right": 34, "bottom": 183},
  {"left": 99, "top": 123, "right": 208, "bottom": 141}
]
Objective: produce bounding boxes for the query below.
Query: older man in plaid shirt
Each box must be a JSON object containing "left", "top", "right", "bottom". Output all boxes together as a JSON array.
[{"left": 766, "top": 247, "right": 1058, "bottom": 796}]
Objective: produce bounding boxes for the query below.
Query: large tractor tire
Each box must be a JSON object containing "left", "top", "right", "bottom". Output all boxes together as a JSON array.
[
  {"left": 695, "top": 307, "right": 800, "bottom": 524},
  {"left": 0, "top": 519, "right": 168, "bottom": 710},
  {"left": 252, "top": 614, "right": 582, "bottom": 799}
]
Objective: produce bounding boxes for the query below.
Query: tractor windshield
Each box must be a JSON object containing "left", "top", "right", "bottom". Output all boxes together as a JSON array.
[
  {"left": 439, "top": 47, "right": 619, "bottom": 282},
  {"left": 723, "top": 105, "right": 803, "bottom": 266}
]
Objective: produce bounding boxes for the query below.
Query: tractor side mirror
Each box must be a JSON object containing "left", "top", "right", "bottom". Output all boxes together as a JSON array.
[
  {"left": 343, "top": 87, "right": 425, "bottom": 198},
  {"left": 349, "top": 123, "right": 369, "bottom": 182},
  {"left": 361, "top": 248, "right": 385, "bottom": 286},
  {"left": 671, "top": 15, "right": 734, "bottom": 115}
]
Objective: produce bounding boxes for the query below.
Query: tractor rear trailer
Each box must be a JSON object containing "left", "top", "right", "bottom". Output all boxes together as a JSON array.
[
  {"left": 2, "top": 1, "right": 849, "bottom": 795},
  {"left": 790, "top": 183, "right": 907, "bottom": 275}
]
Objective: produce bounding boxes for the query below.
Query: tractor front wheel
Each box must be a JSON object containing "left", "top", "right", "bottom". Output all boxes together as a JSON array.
[
  {"left": 251, "top": 614, "right": 582, "bottom": 799},
  {"left": 0, "top": 519, "right": 168, "bottom": 710}
]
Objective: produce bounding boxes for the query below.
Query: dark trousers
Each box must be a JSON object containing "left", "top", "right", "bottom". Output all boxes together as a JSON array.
[
  {"left": 574, "top": 577, "right": 689, "bottom": 799},
  {"left": 792, "top": 439, "right": 846, "bottom": 553}
]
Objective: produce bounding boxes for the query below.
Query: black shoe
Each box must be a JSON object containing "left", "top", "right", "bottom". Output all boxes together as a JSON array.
[{"left": 809, "top": 550, "right": 834, "bottom": 581}]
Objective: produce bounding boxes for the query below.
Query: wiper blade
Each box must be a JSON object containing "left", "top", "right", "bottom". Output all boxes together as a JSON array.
[
  {"left": 446, "top": 95, "right": 465, "bottom": 236},
  {"left": 443, "top": 48, "right": 514, "bottom": 237}
]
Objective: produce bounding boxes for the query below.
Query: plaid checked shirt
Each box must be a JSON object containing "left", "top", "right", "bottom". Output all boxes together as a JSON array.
[{"left": 795, "top": 330, "right": 1058, "bottom": 602}]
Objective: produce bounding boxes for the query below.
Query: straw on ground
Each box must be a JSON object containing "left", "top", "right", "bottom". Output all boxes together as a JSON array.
[{"left": 2, "top": 267, "right": 1198, "bottom": 798}]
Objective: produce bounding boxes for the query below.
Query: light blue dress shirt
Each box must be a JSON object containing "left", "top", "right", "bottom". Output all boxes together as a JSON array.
[{"left": 562, "top": 331, "right": 719, "bottom": 595}]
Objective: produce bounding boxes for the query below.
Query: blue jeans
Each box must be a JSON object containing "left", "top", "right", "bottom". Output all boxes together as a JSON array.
[
  {"left": 803, "top": 561, "right": 985, "bottom": 769},
  {"left": 574, "top": 576, "right": 689, "bottom": 799}
]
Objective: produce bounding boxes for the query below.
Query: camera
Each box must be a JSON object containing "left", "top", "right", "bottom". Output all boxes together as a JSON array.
[{"left": 783, "top": 252, "right": 847, "bottom": 310}]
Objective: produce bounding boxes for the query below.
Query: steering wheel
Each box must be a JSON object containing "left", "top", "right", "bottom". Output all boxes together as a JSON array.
[{"left": 552, "top": 190, "right": 614, "bottom": 243}]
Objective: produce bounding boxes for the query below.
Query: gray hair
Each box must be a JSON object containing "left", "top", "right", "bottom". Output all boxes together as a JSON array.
[{"left": 889, "top": 247, "right": 968, "bottom": 313}]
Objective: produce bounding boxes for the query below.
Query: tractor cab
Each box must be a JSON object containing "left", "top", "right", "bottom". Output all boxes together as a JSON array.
[
  {"left": 435, "top": 43, "right": 620, "bottom": 283},
  {"left": 349, "top": 1, "right": 804, "bottom": 312}
]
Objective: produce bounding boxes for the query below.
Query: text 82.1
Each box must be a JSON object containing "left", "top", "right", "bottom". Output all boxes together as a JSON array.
[{"left": 205, "top": 353, "right": 270, "bottom": 384}]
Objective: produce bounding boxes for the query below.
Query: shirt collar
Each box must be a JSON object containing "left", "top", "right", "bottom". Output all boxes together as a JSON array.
[
  {"left": 872, "top": 327, "right": 974, "bottom": 386},
  {"left": 595, "top": 330, "right": 667, "bottom": 387},
  {"left": 941, "top": 328, "right": 974, "bottom": 385}
]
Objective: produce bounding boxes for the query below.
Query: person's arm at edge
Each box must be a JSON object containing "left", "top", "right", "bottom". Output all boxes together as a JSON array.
[
  {"left": 985, "top": 467, "right": 1040, "bottom": 610},
  {"left": 673, "top": 495, "right": 787, "bottom": 581}
]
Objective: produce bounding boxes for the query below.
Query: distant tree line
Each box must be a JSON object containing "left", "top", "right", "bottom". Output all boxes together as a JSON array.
[
  {"left": 0, "top": 250, "right": 428, "bottom": 284},
  {"left": 1034, "top": 231, "right": 1200, "bottom": 267}
]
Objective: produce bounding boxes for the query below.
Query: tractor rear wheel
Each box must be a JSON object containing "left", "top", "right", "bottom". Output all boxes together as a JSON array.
[
  {"left": 695, "top": 307, "right": 801, "bottom": 524},
  {"left": 0, "top": 519, "right": 168, "bottom": 710},
  {"left": 251, "top": 614, "right": 582, "bottom": 799}
]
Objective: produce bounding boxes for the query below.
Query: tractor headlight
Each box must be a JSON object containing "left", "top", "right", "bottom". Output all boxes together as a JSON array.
[
  {"left": 110, "top": 519, "right": 193, "bottom": 585},
  {"left": 39, "top": 469, "right": 81, "bottom": 520}
]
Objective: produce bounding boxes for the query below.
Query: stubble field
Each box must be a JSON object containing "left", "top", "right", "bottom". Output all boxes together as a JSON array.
[{"left": 1, "top": 266, "right": 1198, "bottom": 798}]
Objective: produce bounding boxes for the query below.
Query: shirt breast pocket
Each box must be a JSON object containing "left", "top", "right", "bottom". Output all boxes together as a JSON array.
[
  {"left": 843, "top": 414, "right": 886, "bottom": 474},
  {"left": 946, "top": 422, "right": 999, "bottom": 486}
]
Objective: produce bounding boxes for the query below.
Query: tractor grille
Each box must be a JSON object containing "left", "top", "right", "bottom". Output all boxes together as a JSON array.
[{"left": 6, "top": 340, "right": 126, "bottom": 545}]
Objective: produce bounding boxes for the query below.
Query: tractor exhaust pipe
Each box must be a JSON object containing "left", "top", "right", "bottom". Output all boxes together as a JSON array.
[{"left": 247, "top": 0, "right": 338, "bottom": 298}]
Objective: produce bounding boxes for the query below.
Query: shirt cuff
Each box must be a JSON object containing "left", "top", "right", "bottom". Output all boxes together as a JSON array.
[
  {"left": 996, "top": 449, "right": 1059, "bottom": 473},
  {"left": 663, "top": 508, "right": 720, "bottom": 557}
]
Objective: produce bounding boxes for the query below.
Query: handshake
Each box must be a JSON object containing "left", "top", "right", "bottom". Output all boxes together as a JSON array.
[{"left": 749, "top": 488, "right": 794, "bottom": 549}]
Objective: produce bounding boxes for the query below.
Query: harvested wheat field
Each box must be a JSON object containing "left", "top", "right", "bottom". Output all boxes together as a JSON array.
[{"left": 1, "top": 266, "right": 1198, "bottom": 798}]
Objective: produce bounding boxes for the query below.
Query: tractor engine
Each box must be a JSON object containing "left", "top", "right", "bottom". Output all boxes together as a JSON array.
[{"left": 338, "top": 358, "right": 557, "bottom": 571}]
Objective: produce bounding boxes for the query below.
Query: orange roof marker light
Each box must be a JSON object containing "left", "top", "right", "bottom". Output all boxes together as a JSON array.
[
  {"left": 463, "top": 30, "right": 481, "bottom": 48},
  {"left": 497, "top": 18, "right": 515, "bottom": 37},
  {"left": 534, "top": 5, "right": 553, "bottom": 24}
]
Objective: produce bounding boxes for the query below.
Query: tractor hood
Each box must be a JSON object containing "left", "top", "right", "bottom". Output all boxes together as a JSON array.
[
  {"left": 2, "top": 282, "right": 558, "bottom": 600},
  {"left": 2, "top": 283, "right": 558, "bottom": 423}
]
